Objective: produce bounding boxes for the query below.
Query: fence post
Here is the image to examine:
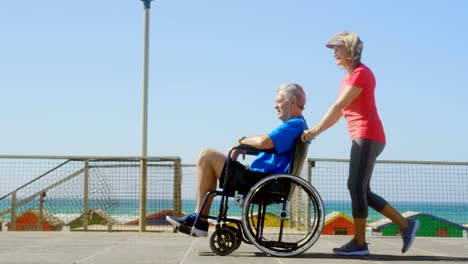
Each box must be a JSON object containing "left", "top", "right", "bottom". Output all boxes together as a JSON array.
[
  {"left": 306, "top": 159, "right": 316, "bottom": 232},
  {"left": 139, "top": 158, "right": 148, "bottom": 232},
  {"left": 10, "top": 192, "right": 17, "bottom": 231},
  {"left": 83, "top": 160, "right": 89, "bottom": 231},
  {"left": 38, "top": 192, "right": 46, "bottom": 231},
  {"left": 173, "top": 158, "right": 182, "bottom": 221}
]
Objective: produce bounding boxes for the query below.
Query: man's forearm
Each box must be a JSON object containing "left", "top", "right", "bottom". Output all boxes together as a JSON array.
[{"left": 239, "top": 135, "right": 274, "bottom": 149}]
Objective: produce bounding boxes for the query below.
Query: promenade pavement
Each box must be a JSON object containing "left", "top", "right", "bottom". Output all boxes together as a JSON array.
[{"left": 0, "top": 232, "right": 467, "bottom": 264}]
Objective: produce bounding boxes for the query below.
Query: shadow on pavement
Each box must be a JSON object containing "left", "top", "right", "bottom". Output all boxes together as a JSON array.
[
  {"left": 199, "top": 252, "right": 468, "bottom": 262},
  {"left": 297, "top": 253, "right": 468, "bottom": 262}
]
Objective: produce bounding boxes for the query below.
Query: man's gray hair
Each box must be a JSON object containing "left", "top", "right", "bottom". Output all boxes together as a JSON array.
[{"left": 277, "top": 83, "right": 306, "bottom": 110}]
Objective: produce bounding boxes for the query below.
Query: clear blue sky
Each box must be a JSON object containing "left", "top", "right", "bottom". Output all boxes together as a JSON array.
[{"left": 1, "top": 0, "right": 467, "bottom": 163}]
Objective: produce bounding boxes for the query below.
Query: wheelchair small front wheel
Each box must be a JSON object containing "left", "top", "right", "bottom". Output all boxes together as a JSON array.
[
  {"left": 225, "top": 226, "right": 242, "bottom": 250},
  {"left": 210, "top": 227, "right": 238, "bottom": 256}
]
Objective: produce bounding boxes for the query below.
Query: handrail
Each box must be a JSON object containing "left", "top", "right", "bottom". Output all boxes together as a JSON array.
[
  {"left": 180, "top": 159, "right": 468, "bottom": 167},
  {"left": 0, "top": 159, "right": 71, "bottom": 202},
  {"left": 308, "top": 158, "right": 468, "bottom": 166},
  {"left": 0, "top": 155, "right": 182, "bottom": 202},
  {"left": 0, "top": 156, "right": 184, "bottom": 232},
  {"left": 0, "top": 167, "right": 85, "bottom": 218},
  {"left": 0, "top": 155, "right": 180, "bottom": 161}
]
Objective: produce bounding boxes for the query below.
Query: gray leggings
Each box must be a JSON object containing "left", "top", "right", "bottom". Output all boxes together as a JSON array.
[{"left": 348, "top": 138, "right": 388, "bottom": 218}]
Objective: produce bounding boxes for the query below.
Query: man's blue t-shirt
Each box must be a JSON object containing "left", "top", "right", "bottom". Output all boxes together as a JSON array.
[{"left": 249, "top": 116, "right": 308, "bottom": 174}]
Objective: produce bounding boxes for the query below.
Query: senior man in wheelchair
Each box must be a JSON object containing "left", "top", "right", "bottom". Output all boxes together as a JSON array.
[{"left": 166, "top": 83, "right": 308, "bottom": 237}]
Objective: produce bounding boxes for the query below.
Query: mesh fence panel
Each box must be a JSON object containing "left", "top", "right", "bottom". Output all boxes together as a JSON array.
[
  {"left": 0, "top": 156, "right": 180, "bottom": 232},
  {"left": 179, "top": 159, "right": 468, "bottom": 237},
  {"left": 1, "top": 156, "right": 467, "bottom": 236},
  {"left": 181, "top": 165, "right": 244, "bottom": 219},
  {"left": 309, "top": 159, "right": 468, "bottom": 237}
]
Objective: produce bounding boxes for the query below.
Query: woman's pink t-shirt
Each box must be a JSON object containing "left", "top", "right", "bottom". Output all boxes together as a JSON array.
[{"left": 339, "top": 64, "right": 386, "bottom": 144}]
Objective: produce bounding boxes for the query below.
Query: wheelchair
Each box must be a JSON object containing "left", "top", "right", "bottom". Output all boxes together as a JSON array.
[{"left": 184, "top": 137, "right": 325, "bottom": 257}]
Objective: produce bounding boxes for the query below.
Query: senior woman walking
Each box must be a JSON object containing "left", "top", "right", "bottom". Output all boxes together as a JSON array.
[{"left": 302, "top": 32, "right": 419, "bottom": 256}]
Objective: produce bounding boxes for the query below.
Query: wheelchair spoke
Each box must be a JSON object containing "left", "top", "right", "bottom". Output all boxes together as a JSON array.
[{"left": 242, "top": 175, "right": 325, "bottom": 257}]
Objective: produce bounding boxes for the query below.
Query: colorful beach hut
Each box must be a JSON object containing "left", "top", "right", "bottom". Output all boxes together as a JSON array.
[
  {"left": 369, "top": 211, "right": 468, "bottom": 237},
  {"left": 246, "top": 212, "right": 290, "bottom": 227},
  {"left": 125, "top": 209, "right": 186, "bottom": 225},
  {"left": 322, "top": 211, "right": 355, "bottom": 235},
  {"left": 6, "top": 209, "right": 64, "bottom": 231}
]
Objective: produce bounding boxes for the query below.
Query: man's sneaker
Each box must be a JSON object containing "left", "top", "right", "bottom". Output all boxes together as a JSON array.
[
  {"left": 165, "top": 213, "right": 209, "bottom": 237},
  {"left": 166, "top": 212, "right": 196, "bottom": 228},
  {"left": 333, "top": 239, "right": 369, "bottom": 256},
  {"left": 401, "top": 219, "right": 420, "bottom": 253}
]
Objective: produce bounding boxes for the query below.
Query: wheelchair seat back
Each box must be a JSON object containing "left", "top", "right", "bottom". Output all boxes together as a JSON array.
[
  {"left": 288, "top": 137, "right": 309, "bottom": 176},
  {"left": 252, "top": 138, "right": 309, "bottom": 204}
]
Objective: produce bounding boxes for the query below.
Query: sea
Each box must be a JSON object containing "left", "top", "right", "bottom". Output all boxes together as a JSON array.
[{"left": 1, "top": 198, "right": 467, "bottom": 226}]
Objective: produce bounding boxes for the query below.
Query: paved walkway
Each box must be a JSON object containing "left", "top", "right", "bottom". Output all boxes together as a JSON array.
[{"left": 0, "top": 232, "right": 467, "bottom": 264}]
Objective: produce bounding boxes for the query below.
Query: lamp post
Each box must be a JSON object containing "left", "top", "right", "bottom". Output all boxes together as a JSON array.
[{"left": 139, "top": 0, "right": 153, "bottom": 232}]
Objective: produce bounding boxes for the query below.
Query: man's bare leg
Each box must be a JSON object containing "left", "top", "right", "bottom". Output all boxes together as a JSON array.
[{"left": 194, "top": 148, "right": 226, "bottom": 216}]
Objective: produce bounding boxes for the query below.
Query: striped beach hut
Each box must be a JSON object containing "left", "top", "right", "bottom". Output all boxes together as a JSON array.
[
  {"left": 322, "top": 211, "right": 354, "bottom": 235},
  {"left": 68, "top": 209, "right": 118, "bottom": 230},
  {"left": 369, "top": 211, "right": 468, "bottom": 237},
  {"left": 226, "top": 212, "right": 290, "bottom": 228},
  {"left": 125, "top": 209, "right": 186, "bottom": 225},
  {"left": 6, "top": 209, "right": 64, "bottom": 231}
]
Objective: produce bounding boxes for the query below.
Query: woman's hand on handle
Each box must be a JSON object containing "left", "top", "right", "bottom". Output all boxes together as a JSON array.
[{"left": 302, "top": 128, "right": 320, "bottom": 142}]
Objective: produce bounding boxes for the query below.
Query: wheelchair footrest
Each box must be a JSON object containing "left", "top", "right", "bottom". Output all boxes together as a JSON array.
[
  {"left": 261, "top": 240, "right": 298, "bottom": 249},
  {"left": 177, "top": 225, "right": 193, "bottom": 236}
]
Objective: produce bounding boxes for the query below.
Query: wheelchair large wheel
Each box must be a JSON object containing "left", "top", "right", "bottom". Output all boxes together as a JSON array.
[{"left": 241, "top": 174, "right": 325, "bottom": 257}]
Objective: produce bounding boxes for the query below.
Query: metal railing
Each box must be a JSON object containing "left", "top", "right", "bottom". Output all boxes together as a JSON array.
[
  {"left": 0, "top": 155, "right": 181, "bottom": 232},
  {"left": 307, "top": 158, "right": 468, "bottom": 237},
  {"left": 1, "top": 155, "right": 467, "bottom": 237}
]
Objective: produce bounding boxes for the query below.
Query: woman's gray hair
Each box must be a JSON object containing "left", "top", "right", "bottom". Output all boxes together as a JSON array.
[
  {"left": 277, "top": 83, "right": 306, "bottom": 110},
  {"left": 327, "top": 32, "right": 364, "bottom": 63}
]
